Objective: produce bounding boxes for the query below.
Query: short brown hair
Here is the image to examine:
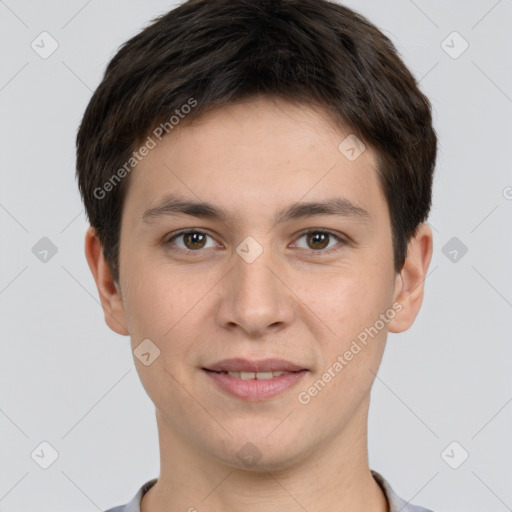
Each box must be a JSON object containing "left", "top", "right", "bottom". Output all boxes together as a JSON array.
[{"left": 76, "top": 0, "right": 437, "bottom": 283}]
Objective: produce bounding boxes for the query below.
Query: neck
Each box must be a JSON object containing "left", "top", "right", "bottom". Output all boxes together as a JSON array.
[{"left": 141, "top": 398, "right": 388, "bottom": 512}]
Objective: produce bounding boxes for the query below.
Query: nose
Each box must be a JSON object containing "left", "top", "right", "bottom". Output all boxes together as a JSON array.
[{"left": 215, "top": 241, "right": 295, "bottom": 338}]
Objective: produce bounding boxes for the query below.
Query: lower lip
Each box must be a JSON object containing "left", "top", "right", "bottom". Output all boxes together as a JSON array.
[{"left": 203, "top": 369, "right": 308, "bottom": 401}]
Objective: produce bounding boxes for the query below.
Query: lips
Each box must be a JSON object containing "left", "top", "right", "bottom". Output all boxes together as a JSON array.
[
  {"left": 203, "top": 359, "right": 309, "bottom": 401},
  {"left": 203, "top": 357, "right": 306, "bottom": 373}
]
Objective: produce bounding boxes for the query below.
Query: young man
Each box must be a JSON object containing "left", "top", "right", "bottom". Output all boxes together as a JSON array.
[{"left": 76, "top": 1, "right": 437, "bottom": 511}]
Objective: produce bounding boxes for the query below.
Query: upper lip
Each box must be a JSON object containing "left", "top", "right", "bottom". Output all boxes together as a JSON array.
[{"left": 204, "top": 358, "right": 307, "bottom": 373}]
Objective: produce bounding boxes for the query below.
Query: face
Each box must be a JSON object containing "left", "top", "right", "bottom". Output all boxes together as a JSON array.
[{"left": 90, "top": 96, "right": 428, "bottom": 472}]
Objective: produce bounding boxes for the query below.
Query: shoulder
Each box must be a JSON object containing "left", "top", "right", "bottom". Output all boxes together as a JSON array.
[
  {"left": 102, "top": 478, "right": 158, "bottom": 512},
  {"left": 371, "top": 470, "right": 436, "bottom": 512},
  {"left": 103, "top": 507, "right": 127, "bottom": 512}
]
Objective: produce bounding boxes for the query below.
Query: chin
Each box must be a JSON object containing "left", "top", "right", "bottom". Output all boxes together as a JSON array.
[{"left": 209, "top": 436, "right": 309, "bottom": 474}]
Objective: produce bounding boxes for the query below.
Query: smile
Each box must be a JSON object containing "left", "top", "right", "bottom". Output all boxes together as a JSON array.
[{"left": 203, "top": 368, "right": 308, "bottom": 401}]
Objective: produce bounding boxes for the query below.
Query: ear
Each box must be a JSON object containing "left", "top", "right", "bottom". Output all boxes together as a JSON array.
[
  {"left": 388, "top": 223, "right": 433, "bottom": 333},
  {"left": 84, "top": 226, "right": 129, "bottom": 336}
]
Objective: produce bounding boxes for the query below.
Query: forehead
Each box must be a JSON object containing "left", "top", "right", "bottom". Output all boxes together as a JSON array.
[{"left": 122, "top": 97, "right": 386, "bottom": 227}]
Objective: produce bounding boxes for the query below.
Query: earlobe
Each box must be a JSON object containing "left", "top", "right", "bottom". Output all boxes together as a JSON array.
[
  {"left": 84, "top": 226, "right": 129, "bottom": 336},
  {"left": 388, "top": 223, "right": 433, "bottom": 334}
]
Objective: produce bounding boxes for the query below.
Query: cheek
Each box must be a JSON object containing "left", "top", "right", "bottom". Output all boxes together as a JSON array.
[
  {"left": 121, "top": 261, "right": 216, "bottom": 377},
  {"left": 305, "top": 264, "right": 393, "bottom": 340},
  {"left": 121, "top": 256, "right": 197, "bottom": 334},
  {"left": 296, "top": 275, "right": 391, "bottom": 423}
]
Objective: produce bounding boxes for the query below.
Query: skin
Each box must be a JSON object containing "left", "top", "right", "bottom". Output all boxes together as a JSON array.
[{"left": 85, "top": 96, "right": 433, "bottom": 512}]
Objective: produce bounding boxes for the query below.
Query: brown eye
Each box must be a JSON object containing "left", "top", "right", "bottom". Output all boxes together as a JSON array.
[
  {"left": 306, "top": 231, "right": 330, "bottom": 250},
  {"left": 294, "top": 229, "right": 346, "bottom": 253},
  {"left": 182, "top": 232, "right": 207, "bottom": 250},
  {"left": 165, "top": 230, "right": 217, "bottom": 253}
]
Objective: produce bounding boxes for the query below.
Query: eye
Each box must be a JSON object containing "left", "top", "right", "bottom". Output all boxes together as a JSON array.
[
  {"left": 292, "top": 229, "right": 347, "bottom": 254},
  {"left": 163, "top": 228, "right": 347, "bottom": 255},
  {"left": 164, "top": 229, "right": 218, "bottom": 253}
]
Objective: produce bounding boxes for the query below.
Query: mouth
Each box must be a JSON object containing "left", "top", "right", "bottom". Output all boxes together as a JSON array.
[
  {"left": 201, "top": 358, "right": 309, "bottom": 401},
  {"left": 203, "top": 369, "right": 305, "bottom": 380},
  {"left": 203, "top": 357, "right": 308, "bottom": 374}
]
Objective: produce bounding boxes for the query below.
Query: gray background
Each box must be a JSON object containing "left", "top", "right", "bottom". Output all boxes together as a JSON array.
[{"left": 1, "top": 1, "right": 511, "bottom": 511}]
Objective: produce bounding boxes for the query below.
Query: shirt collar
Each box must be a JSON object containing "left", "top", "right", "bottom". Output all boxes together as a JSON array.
[
  {"left": 115, "top": 470, "right": 432, "bottom": 512},
  {"left": 371, "top": 470, "right": 433, "bottom": 512}
]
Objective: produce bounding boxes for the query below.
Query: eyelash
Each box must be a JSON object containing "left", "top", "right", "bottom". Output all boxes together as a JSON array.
[{"left": 163, "top": 228, "right": 348, "bottom": 256}]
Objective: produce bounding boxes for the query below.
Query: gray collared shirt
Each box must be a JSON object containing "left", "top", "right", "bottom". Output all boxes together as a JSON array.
[{"left": 103, "top": 470, "right": 434, "bottom": 512}]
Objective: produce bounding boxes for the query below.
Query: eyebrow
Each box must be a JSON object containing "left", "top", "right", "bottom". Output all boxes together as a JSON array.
[{"left": 142, "top": 194, "right": 371, "bottom": 225}]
